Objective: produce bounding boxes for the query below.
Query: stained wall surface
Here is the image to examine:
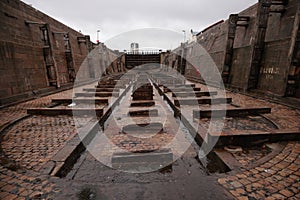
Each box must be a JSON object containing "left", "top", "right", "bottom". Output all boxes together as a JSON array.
[
  {"left": 0, "top": 0, "right": 122, "bottom": 105},
  {"left": 164, "top": 0, "right": 300, "bottom": 98}
]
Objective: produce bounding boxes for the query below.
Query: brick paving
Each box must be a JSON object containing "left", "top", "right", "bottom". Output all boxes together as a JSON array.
[
  {"left": 230, "top": 145, "right": 272, "bottom": 168},
  {"left": 0, "top": 80, "right": 299, "bottom": 199},
  {"left": 218, "top": 142, "right": 300, "bottom": 199},
  {"left": 192, "top": 83, "right": 300, "bottom": 131},
  {"left": 0, "top": 82, "right": 101, "bottom": 199},
  {"left": 0, "top": 82, "right": 98, "bottom": 129},
  {"left": 1, "top": 115, "right": 91, "bottom": 172},
  {"left": 226, "top": 92, "right": 300, "bottom": 130},
  {"left": 0, "top": 91, "right": 72, "bottom": 129},
  {"left": 0, "top": 165, "right": 59, "bottom": 200}
]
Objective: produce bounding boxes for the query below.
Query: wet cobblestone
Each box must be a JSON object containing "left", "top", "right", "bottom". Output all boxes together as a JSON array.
[
  {"left": 1, "top": 115, "right": 91, "bottom": 171},
  {"left": 218, "top": 142, "right": 300, "bottom": 199},
  {"left": 0, "top": 82, "right": 97, "bottom": 129},
  {"left": 0, "top": 91, "right": 73, "bottom": 129},
  {"left": 0, "top": 165, "right": 58, "bottom": 200},
  {"left": 230, "top": 145, "right": 272, "bottom": 167},
  {"left": 226, "top": 92, "right": 300, "bottom": 130},
  {"left": 0, "top": 80, "right": 299, "bottom": 199}
]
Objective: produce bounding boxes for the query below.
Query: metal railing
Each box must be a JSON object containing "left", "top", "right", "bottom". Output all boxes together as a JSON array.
[{"left": 125, "top": 50, "right": 162, "bottom": 55}]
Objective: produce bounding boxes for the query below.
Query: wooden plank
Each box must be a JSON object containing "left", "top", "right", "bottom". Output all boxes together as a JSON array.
[
  {"left": 122, "top": 123, "right": 163, "bottom": 134},
  {"left": 128, "top": 109, "right": 158, "bottom": 117},
  {"left": 174, "top": 98, "right": 232, "bottom": 106},
  {"left": 163, "top": 84, "right": 195, "bottom": 88},
  {"left": 193, "top": 107, "right": 271, "bottom": 118},
  {"left": 96, "top": 85, "right": 125, "bottom": 89},
  {"left": 112, "top": 149, "right": 173, "bottom": 172},
  {"left": 83, "top": 88, "right": 120, "bottom": 92},
  {"left": 130, "top": 100, "right": 155, "bottom": 107},
  {"left": 164, "top": 87, "right": 201, "bottom": 93},
  {"left": 172, "top": 91, "right": 217, "bottom": 98},
  {"left": 75, "top": 92, "right": 119, "bottom": 97},
  {"left": 27, "top": 108, "right": 104, "bottom": 117},
  {"left": 52, "top": 98, "right": 108, "bottom": 105}
]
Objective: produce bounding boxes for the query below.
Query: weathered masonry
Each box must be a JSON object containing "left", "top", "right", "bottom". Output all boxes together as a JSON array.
[
  {"left": 0, "top": 0, "right": 124, "bottom": 105},
  {"left": 2, "top": 0, "right": 300, "bottom": 105},
  {"left": 164, "top": 0, "right": 300, "bottom": 98}
]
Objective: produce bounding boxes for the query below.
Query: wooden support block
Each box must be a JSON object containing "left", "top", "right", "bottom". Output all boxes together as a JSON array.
[
  {"left": 174, "top": 98, "right": 232, "bottom": 106},
  {"left": 193, "top": 107, "right": 271, "bottom": 118},
  {"left": 164, "top": 87, "right": 201, "bottom": 93},
  {"left": 27, "top": 108, "right": 104, "bottom": 117},
  {"left": 130, "top": 100, "right": 155, "bottom": 107},
  {"left": 96, "top": 85, "right": 125, "bottom": 89},
  {"left": 75, "top": 92, "right": 119, "bottom": 97},
  {"left": 128, "top": 109, "right": 158, "bottom": 117},
  {"left": 112, "top": 149, "right": 173, "bottom": 172},
  {"left": 52, "top": 98, "right": 109, "bottom": 105},
  {"left": 122, "top": 123, "right": 163, "bottom": 134},
  {"left": 83, "top": 88, "right": 119, "bottom": 92},
  {"left": 172, "top": 91, "right": 217, "bottom": 98}
]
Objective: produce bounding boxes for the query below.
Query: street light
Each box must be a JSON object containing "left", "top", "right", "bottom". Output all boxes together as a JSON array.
[
  {"left": 96, "top": 30, "right": 100, "bottom": 44},
  {"left": 182, "top": 30, "right": 186, "bottom": 43}
]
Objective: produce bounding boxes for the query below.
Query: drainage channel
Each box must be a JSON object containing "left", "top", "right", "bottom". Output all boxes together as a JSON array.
[
  {"left": 50, "top": 72, "right": 234, "bottom": 200},
  {"left": 34, "top": 74, "right": 133, "bottom": 177},
  {"left": 150, "top": 73, "right": 230, "bottom": 174},
  {"left": 150, "top": 71, "right": 289, "bottom": 173},
  {"left": 65, "top": 72, "right": 229, "bottom": 180}
]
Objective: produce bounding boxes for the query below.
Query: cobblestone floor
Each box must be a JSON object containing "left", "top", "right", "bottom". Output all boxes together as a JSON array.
[
  {"left": 226, "top": 92, "right": 300, "bottom": 130},
  {"left": 0, "top": 83, "right": 97, "bottom": 199},
  {"left": 229, "top": 145, "right": 272, "bottom": 168},
  {"left": 0, "top": 165, "right": 59, "bottom": 200},
  {"left": 0, "top": 91, "right": 73, "bottom": 129},
  {"left": 1, "top": 115, "right": 91, "bottom": 172},
  {"left": 0, "top": 82, "right": 98, "bottom": 129},
  {"left": 0, "top": 81, "right": 299, "bottom": 199},
  {"left": 218, "top": 142, "right": 300, "bottom": 199}
]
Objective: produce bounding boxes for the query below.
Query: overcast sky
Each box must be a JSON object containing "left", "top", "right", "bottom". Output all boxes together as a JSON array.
[{"left": 21, "top": 0, "right": 257, "bottom": 50}]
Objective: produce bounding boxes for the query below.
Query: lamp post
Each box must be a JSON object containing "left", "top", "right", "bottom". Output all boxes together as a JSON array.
[
  {"left": 182, "top": 30, "right": 186, "bottom": 43},
  {"left": 96, "top": 30, "right": 100, "bottom": 44}
]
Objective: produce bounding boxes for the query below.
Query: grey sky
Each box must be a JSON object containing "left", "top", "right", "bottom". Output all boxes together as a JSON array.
[{"left": 21, "top": 0, "right": 257, "bottom": 50}]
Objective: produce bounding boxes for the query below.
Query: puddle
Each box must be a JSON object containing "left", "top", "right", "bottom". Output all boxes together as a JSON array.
[
  {"left": 195, "top": 151, "right": 230, "bottom": 174},
  {"left": 77, "top": 188, "right": 97, "bottom": 200},
  {"left": 122, "top": 123, "right": 163, "bottom": 135}
]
